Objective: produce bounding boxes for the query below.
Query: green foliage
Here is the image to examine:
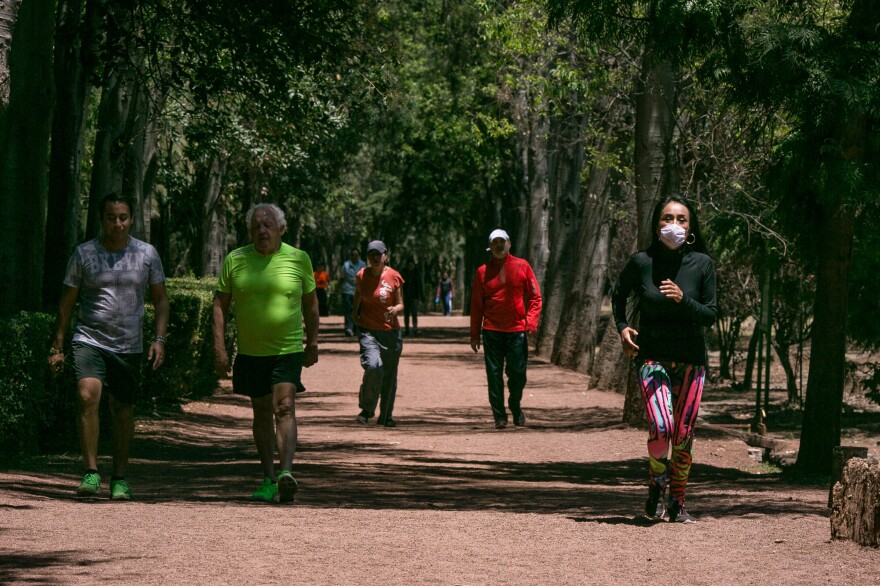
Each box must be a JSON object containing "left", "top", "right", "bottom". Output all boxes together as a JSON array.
[
  {"left": 146, "top": 0, "right": 386, "bottom": 268},
  {"left": 296, "top": 0, "right": 515, "bottom": 267},
  {"left": 546, "top": 0, "right": 728, "bottom": 64},
  {"left": 0, "top": 312, "right": 76, "bottom": 464},
  {"left": 0, "top": 278, "right": 220, "bottom": 463},
  {"left": 143, "top": 277, "right": 219, "bottom": 410}
]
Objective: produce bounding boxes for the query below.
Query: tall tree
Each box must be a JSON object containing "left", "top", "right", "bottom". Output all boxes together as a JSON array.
[
  {"left": 0, "top": 0, "right": 22, "bottom": 108},
  {"left": 718, "top": 0, "right": 880, "bottom": 472},
  {"left": 547, "top": 0, "right": 699, "bottom": 419},
  {"left": 0, "top": 0, "right": 56, "bottom": 316},
  {"left": 43, "top": 0, "right": 102, "bottom": 308}
]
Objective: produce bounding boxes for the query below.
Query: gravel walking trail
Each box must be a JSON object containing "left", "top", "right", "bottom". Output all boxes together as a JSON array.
[{"left": 2, "top": 315, "right": 877, "bottom": 584}]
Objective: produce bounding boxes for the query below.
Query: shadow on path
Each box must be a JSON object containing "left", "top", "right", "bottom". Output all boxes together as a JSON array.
[
  {"left": 2, "top": 322, "right": 830, "bottom": 523},
  {"left": 1, "top": 398, "right": 827, "bottom": 521}
]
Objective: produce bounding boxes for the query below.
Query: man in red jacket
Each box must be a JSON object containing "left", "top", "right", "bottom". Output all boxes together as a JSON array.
[{"left": 470, "top": 229, "right": 542, "bottom": 429}]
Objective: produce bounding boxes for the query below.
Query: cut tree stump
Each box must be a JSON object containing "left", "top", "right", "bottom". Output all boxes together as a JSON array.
[
  {"left": 827, "top": 446, "right": 869, "bottom": 507},
  {"left": 830, "top": 457, "right": 880, "bottom": 547}
]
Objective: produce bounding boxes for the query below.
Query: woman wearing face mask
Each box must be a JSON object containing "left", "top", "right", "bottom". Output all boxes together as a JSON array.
[{"left": 611, "top": 195, "right": 717, "bottom": 523}]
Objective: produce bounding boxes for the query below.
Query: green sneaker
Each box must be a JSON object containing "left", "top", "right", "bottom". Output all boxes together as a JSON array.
[
  {"left": 251, "top": 477, "right": 277, "bottom": 502},
  {"left": 76, "top": 472, "right": 100, "bottom": 497},
  {"left": 277, "top": 470, "right": 298, "bottom": 503},
  {"left": 110, "top": 479, "right": 132, "bottom": 501}
]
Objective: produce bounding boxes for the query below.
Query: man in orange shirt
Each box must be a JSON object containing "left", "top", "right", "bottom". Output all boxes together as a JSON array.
[{"left": 313, "top": 263, "right": 330, "bottom": 317}]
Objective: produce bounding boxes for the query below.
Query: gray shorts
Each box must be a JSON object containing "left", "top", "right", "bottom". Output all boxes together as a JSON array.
[
  {"left": 72, "top": 341, "right": 142, "bottom": 405},
  {"left": 232, "top": 353, "right": 304, "bottom": 398}
]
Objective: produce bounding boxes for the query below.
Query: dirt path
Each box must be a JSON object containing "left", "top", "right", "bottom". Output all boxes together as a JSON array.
[{"left": 2, "top": 315, "right": 877, "bottom": 584}]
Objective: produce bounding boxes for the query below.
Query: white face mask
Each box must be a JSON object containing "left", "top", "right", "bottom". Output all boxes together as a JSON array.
[{"left": 659, "top": 224, "right": 687, "bottom": 249}]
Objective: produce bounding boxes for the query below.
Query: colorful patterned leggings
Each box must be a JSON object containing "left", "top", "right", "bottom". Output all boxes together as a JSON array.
[{"left": 637, "top": 360, "right": 706, "bottom": 506}]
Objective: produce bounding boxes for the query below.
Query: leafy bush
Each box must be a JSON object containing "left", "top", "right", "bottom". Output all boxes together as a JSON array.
[
  {"left": 0, "top": 277, "right": 220, "bottom": 463},
  {"left": 142, "top": 277, "right": 220, "bottom": 411},
  {"left": 0, "top": 312, "right": 77, "bottom": 462}
]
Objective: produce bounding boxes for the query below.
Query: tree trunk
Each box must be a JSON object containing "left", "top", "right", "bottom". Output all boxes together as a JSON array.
[
  {"left": 550, "top": 217, "right": 610, "bottom": 373},
  {"left": 87, "top": 61, "right": 158, "bottom": 240},
  {"left": 620, "top": 48, "right": 675, "bottom": 423},
  {"left": 507, "top": 86, "right": 530, "bottom": 255},
  {"left": 633, "top": 50, "right": 674, "bottom": 249},
  {"left": 592, "top": 318, "right": 630, "bottom": 392},
  {"left": 742, "top": 322, "right": 760, "bottom": 391},
  {"left": 0, "top": 0, "right": 22, "bottom": 109},
  {"left": 197, "top": 154, "right": 228, "bottom": 277},
  {"left": 88, "top": 67, "right": 131, "bottom": 234},
  {"left": 796, "top": 200, "right": 855, "bottom": 473},
  {"left": 716, "top": 316, "right": 742, "bottom": 381},
  {"left": 0, "top": 0, "right": 56, "bottom": 317},
  {"left": 525, "top": 107, "right": 550, "bottom": 286},
  {"left": 43, "top": 0, "right": 98, "bottom": 309},
  {"left": 85, "top": 0, "right": 158, "bottom": 241},
  {"left": 757, "top": 260, "right": 772, "bottom": 419},
  {"left": 621, "top": 364, "right": 645, "bottom": 427},
  {"left": 135, "top": 107, "right": 160, "bottom": 241},
  {"left": 236, "top": 159, "right": 262, "bottom": 247},
  {"left": 795, "top": 0, "right": 870, "bottom": 476},
  {"left": 534, "top": 113, "right": 582, "bottom": 360},
  {"left": 771, "top": 340, "right": 799, "bottom": 403}
]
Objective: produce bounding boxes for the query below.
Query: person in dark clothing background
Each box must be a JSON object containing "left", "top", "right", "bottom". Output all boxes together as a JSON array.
[
  {"left": 612, "top": 195, "right": 717, "bottom": 524},
  {"left": 435, "top": 273, "right": 454, "bottom": 316},
  {"left": 401, "top": 260, "right": 422, "bottom": 336}
]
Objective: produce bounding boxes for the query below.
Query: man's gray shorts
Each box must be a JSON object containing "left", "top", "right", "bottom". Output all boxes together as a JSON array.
[{"left": 72, "top": 341, "right": 142, "bottom": 405}]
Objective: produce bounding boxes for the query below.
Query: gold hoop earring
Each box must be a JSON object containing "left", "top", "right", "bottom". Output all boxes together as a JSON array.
[{"left": 686, "top": 234, "right": 696, "bottom": 245}]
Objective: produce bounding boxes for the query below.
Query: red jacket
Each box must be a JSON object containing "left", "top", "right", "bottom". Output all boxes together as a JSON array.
[{"left": 470, "top": 254, "right": 542, "bottom": 339}]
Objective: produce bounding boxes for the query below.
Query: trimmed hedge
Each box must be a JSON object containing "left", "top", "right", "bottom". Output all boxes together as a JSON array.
[
  {"left": 0, "top": 312, "right": 77, "bottom": 462},
  {"left": 0, "top": 277, "right": 220, "bottom": 464},
  {"left": 143, "top": 277, "right": 219, "bottom": 411}
]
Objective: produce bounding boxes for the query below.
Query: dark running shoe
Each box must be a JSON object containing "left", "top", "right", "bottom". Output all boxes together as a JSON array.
[
  {"left": 513, "top": 412, "right": 527, "bottom": 427},
  {"left": 644, "top": 483, "right": 666, "bottom": 519},
  {"left": 356, "top": 410, "right": 370, "bottom": 424},
  {"left": 382, "top": 418, "right": 396, "bottom": 428},
  {"left": 668, "top": 501, "right": 696, "bottom": 523},
  {"left": 494, "top": 420, "right": 507, "bottom": 430}
]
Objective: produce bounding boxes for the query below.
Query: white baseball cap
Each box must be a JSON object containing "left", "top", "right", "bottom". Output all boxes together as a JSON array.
[
  {"left": 486, "top": 229, "right": 510, "bottom": 251},
  {"left": 487, "top": 229, "right": 510, "bottom": 243}
]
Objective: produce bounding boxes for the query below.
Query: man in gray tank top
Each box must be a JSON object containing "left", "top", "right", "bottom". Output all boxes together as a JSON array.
[{"left": 48, "top": 193, "right": 170, "bottom": 501}]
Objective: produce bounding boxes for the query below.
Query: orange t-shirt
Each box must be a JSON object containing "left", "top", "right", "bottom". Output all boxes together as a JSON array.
[
  {"left": 314, "top": 270, "right": 329, "bottom": 289},
  {"left": 355, "top": 267, "right": 404, "bottom": 331}
]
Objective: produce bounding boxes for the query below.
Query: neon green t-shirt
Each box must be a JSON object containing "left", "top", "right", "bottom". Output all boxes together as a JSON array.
[{"left": 217, "top": 242, "right": 316, "bottom": 356}]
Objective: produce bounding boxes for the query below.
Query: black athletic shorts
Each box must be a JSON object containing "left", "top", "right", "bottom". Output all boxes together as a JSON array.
[
  {"left": 71, "top": 341, "right": 142, "bottom": 405},
  {"left": 232, "top": 353, "right": 305, "bottom": 398}
]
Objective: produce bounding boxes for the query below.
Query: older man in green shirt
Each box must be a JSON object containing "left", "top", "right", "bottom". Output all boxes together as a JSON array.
[{"left": 213, "top": 203, "right": 319, "bottom": 503}]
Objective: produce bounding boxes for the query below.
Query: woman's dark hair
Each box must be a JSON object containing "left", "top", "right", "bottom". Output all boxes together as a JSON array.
[
  {"left": 648, "top": 195, "right": 710, "bottom": 255},
  {"left": 100, "top": 192, "right": 135, "bottom": 217}
]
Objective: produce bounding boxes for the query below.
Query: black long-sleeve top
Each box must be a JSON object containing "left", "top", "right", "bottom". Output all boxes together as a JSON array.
[{"left": 611, "top": 244, "right": 718, "bottom": 366}]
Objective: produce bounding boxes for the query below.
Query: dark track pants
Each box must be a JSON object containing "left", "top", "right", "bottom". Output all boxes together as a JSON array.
[{"left": 482, "top": 330, "right": 528, "bottom": 424}]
